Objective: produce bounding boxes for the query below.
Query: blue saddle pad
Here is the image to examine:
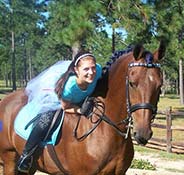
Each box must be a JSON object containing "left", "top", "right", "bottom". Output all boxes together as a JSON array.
[{"left": 14, "top": 102, "right": 64, "bottom": 145}]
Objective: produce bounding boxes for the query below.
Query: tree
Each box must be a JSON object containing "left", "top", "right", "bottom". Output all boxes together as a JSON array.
[
  {"left": 106, "top": 0, "right": 184, "bottom": 98},
  {"left": 153, "top": 0, "right": 184, "bottom": 101},
  {"left": 46, "top": 0, "right": 103, "bottom": 57},
  {"left": 0, "top": 0, "right": 48, "bottom": 87},
  {"left": 1, "top": 0, "right": 183, "bottom": 97}
]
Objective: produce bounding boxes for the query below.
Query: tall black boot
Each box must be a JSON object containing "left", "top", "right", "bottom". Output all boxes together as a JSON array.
[
  {"left": 17, "top": 151, "right": 34, "bottom": 173},
  {"left": 17, "top": 111, "right": 56, "bottom": 173}
]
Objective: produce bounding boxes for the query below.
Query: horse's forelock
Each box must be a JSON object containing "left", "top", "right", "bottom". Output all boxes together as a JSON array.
[{"left": 144, "top": 52, "right": 154, "bottom": 64}]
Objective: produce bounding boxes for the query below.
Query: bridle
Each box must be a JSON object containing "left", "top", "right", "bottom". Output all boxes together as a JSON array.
[
  {"left": 126, "top": 63, "right": 161, "bottom": 120},
  {"left": 123, "top": 62, "right": 161, "bottom": 137},
  {"left": 73, "top": 62, "right": 161, "bottom": 141}
]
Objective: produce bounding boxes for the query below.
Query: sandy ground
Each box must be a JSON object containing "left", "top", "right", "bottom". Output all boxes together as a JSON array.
[
  {"left": 1, "top": 151, "right": 184, "bottom": 175},
  {"left": 126, "top": 151, "right": 184, "bottom": 175}
]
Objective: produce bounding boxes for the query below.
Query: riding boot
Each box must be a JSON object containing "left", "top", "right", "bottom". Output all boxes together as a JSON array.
[
  {"left": 17, "top": 111, "right": 56, "bottom": 173},
  {"left": 17, "top": 151, "right": 34, "bottom": 173}
]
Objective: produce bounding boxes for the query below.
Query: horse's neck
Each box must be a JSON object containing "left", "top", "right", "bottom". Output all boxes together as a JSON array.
[{"left": 104, "top": 58, "right": 129, "bottom": 120}]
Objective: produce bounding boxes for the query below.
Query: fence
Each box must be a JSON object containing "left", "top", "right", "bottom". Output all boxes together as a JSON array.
[{"left": 134, "top": 107, "right": 184, "bottom": 154}]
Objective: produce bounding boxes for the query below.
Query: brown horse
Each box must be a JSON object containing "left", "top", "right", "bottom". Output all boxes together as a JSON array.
[{"left": 0, "top": 41, "right": 165, "bottom": 175}]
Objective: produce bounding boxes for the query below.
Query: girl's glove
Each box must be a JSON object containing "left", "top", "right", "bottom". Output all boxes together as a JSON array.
[{"left": 80, "top": 97, "right": 94, "bottom": 118}]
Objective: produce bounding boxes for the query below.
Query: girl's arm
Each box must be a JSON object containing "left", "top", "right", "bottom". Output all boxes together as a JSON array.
[{"left": 60, "top": 99, "right": 82, "bottom": 114}]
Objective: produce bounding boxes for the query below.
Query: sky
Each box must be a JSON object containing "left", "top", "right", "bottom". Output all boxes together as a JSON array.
[{"left": 104, "top": 23, "right": 127, "bottom": 39}]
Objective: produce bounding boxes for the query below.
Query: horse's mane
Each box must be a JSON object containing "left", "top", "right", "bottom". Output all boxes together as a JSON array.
[
  {"left": 102, "top": 45, "right": 133, "bottom": 73},
  {"left": 94, "top": 46, "right": 133, "bottom": 97}
]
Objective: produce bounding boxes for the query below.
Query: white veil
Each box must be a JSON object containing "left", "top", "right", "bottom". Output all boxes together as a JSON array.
[{"left": 25, "top": 60, "right": 71, "bottom": 113}]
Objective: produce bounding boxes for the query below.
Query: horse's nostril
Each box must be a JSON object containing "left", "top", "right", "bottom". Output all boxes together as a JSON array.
[{"left": 134, "top": 132, "right": 148, "bottom": 145}]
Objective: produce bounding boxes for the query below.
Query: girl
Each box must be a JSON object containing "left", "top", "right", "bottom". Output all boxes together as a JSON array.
[{"left": 17, "top": 50, "right": 102, "bottom": 173}]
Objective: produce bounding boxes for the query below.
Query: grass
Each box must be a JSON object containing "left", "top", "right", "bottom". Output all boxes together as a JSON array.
[
  {"left": 134, "top": 145, "right": 184, "bottom": 161},
  {"left": 0, "top": 93, "right": 7, "bottom": 99},
  {"left": 132, "top": 144, "right": 184, "bottom": 170},
  {"left": 0, "top": 80, "right": 13, "bottom": 100},
  {"left": 152, "top": 94, "right": 184, "bottom": 143},
  {"left": 132, "top": 145, "right": 184, "bottom": 171},
  {"left": 158, "top": 94, "right": 184, "bottom": 111}
]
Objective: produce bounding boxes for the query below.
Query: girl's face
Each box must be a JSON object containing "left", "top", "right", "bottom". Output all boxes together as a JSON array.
[{"left": 74, "top": 56, "right": 96, "bottom": 88}]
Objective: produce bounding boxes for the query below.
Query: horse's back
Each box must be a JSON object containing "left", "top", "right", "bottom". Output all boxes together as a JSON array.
[
  {"left": 0, "top": 89, "right": 27, "bottom": 120},
  {"left": 0, "top": 89, "right": 28, "bottom": 150}
]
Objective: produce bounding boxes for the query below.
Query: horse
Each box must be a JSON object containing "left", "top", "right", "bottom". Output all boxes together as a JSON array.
[{"left": 0, "top": 41, "right": 165, "bottom": 175}]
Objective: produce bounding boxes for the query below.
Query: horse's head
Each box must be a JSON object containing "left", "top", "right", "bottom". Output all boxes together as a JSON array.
[{"left": 126, "top": 41, "right": 166, "bottom": 145}]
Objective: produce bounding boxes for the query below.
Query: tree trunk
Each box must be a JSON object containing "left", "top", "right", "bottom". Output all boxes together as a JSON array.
[
  {"left": 161, "top": 70, "right": 166, "bottom": 96},
  {"left": 23, "top": 43, "right": 27, "bottom": 86},
  {"left": 11, "top": 31, "right": 16, "bottom": 90},
  {"left": 5, "top": 63, "right": 8, "bottom": 87},
  {"left": 28, "top": 49, "right": 33, "bottom": 80},
  {"left": 72, "top": 42, "right": 80, "bottom": 60},
  {"left": 179, "top": 59, "right": 184, "bottom": 104},
  {"left": 112, "top": 27, "right": 115, "bottom": 53}
]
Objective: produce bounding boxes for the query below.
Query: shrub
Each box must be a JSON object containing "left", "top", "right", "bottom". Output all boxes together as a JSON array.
[{"left": 130, "top": 159, "right": 156, "bottom": 170}]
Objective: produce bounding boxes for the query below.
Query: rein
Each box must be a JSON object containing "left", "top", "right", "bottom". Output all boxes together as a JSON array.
[
  {"left": 73, "top": 98, "right": 127, "bottom": 141},
  {"left": 73, "top": 62, "right": 161, "bottom": 141}
]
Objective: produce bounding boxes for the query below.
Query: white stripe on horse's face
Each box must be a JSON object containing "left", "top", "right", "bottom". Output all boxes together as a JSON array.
[{"left": 149, "top": 75, "right": 154, "bottom": 82}]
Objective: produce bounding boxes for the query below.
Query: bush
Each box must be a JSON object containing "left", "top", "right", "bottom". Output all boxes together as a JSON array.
[{"left": 130, "top": 159, "right": 156, "bottom": 170}]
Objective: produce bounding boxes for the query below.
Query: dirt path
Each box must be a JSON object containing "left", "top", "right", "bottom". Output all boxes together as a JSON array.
[
  {"left": 1, "top": 151, "right": 184, "bottom": 175},
  {"left": 126, "top": 151, "right": 184, "bottom": 175}
]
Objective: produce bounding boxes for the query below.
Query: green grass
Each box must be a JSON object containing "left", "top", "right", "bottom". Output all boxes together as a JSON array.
[
  {"left": 152, "top": 94, "right": 184, "bottom": 143},
  {"left": 134, "top": 145, "right": 184, "bottom": 161},
  {"left": 158, "top": 94, "right": 184, "bottom": 111},
  {"left": 0, "top": 93, "right": 7, "bottom": 100},
  {"left": 0, "top": 80, "right": 17, "bottom": 100},
  {"left": 132, "top": 144, "right": 184, "bottom": 170}
]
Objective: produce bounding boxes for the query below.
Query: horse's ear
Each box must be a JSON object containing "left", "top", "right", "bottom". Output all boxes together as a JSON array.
[
  {"left": 154, "top": 40, "right": 166, "bottom": 60},
  {"left": 133, "top": 44, "right": 144, "bottom": 60}
]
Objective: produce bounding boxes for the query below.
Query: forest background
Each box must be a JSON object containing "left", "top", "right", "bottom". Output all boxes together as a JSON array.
[{"left": 0, "top": 0, "right": 184, "bottom": 102}]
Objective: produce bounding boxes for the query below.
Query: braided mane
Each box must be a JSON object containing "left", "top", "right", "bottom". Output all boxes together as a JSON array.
[{"left": 103, "top": 46, "right": 133, "bottom": 73}]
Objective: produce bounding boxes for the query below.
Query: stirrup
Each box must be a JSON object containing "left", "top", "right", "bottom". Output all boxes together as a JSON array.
[{"left": 17, "top": 154, "right": 33, "bottom": 173}]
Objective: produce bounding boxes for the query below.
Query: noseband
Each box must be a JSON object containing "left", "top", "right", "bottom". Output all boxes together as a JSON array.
[{"left": 125, "top": 62, "right": 161, "bottom": 129}]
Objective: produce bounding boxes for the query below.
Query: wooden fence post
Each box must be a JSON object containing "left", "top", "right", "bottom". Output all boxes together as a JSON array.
[{"left": 166, "top": 107, "right": 172, "bottom": 153}]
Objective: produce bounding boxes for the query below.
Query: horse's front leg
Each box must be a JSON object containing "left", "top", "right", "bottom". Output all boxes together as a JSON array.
[{"left": 115, "top": 137, "right": 134, "bottom": 175}]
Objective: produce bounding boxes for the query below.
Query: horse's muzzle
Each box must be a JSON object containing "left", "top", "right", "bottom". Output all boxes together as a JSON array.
[{"left": 133, "top": 130, "right": 153, "bottom": 145}]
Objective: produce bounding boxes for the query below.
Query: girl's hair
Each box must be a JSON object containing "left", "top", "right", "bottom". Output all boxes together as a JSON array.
[{"left": 55, "top": 50, "right": 95, "bottom": 98}]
